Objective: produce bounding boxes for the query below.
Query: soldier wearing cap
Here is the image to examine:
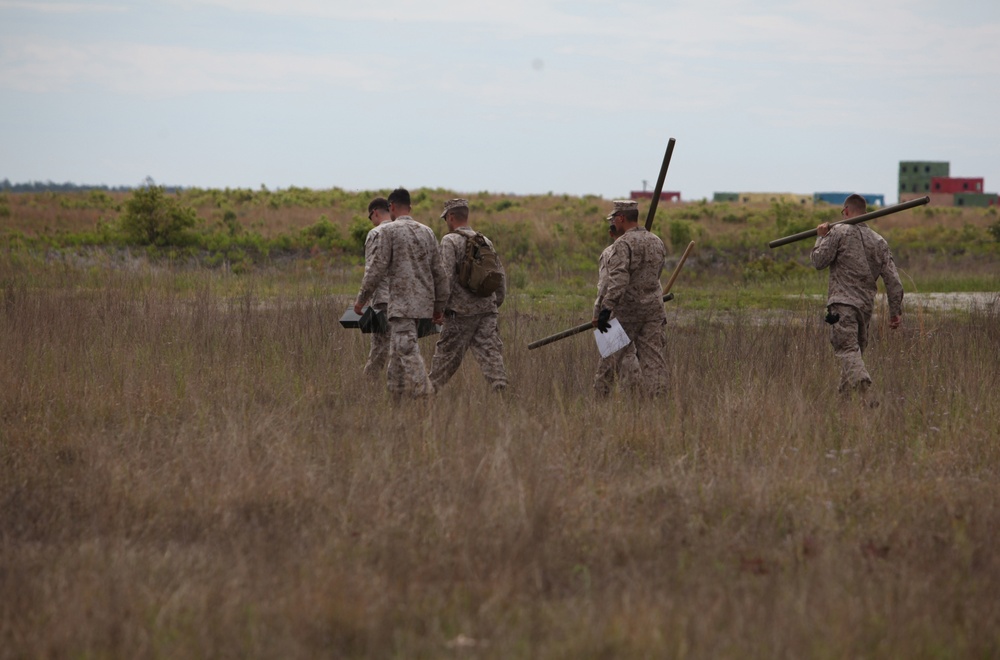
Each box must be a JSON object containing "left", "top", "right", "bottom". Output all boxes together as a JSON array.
[
  {"left": 593, "top": 199, "right": 669, "bottom": 397},
  {"left": 355, "top": 188, "right": 448, "bottom": 401},
  {"left": 593, "top": 222, "right": 641, "bottom": 397},
  {"left": 361, "top": 196, "right": 393, "bottom": 378},
  {"left": 428, "top": 198, "right": 508, "bottom": 393}
]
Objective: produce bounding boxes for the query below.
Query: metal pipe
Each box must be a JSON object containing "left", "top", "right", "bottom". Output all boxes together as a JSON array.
[
  {"left": 768, "top": 196, "right": 929, "bottom": 249},
  {"left": 645, "top": 138, "right": 677, "bottom": 231}
]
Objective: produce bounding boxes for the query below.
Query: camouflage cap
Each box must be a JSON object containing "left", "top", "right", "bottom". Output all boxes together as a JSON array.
[
  {"left": 606, "top": 199, "right": 638, "bottom": 220},
  {"left": 440, "top": 198, "right": 470, "bottom": 218}
]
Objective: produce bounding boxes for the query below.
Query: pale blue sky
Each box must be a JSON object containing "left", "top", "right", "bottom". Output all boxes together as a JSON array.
[{"left": 1, "top": 0, "right": 997, "bottom": 202}]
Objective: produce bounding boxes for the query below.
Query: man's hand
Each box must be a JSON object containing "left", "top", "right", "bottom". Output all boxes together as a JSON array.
[
  {"left": 433, "top": 311, "right": 444, "bottom": 325},
  {"left": 596, "top": 308, "right": 612, "bottom": 333},
  {"left": 889, "top": 314, "right": 902, "bottom": 330},
  {"left": 354, "top": 301, "right": 365, "bottom": 315},
  {"left": 816, "top": 223, "right": 830, "bottom": 237}
]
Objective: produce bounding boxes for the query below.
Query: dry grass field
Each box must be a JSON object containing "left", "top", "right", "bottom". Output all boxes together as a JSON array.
[{"left": 2, "top": 246, "right": 999, "bottom": 657}]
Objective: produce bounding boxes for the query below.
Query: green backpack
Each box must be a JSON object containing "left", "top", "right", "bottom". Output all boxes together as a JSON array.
[{"left": 457, "top": 232, "right": 503, "bottom": 297}]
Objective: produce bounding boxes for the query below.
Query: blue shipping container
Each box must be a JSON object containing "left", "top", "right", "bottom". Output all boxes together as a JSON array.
[{"left": 813, "top": 192, "right": 884, "bottom": 207}]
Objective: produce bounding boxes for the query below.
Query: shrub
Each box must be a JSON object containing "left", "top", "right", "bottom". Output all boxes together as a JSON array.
[
  {"left": 118, "top": 185, "right": 197, "bottom": 246},
  {"left": 988, "top": 219, "right": 1000, "bottom": 243},
  {"left": 348, "top": 217, "right": 372, "bottom": 252},
  {"left": 668, "top": 219, "right": 694, "bottom": 250}
]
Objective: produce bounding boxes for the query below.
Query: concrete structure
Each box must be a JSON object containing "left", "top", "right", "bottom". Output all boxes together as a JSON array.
[{"left": 900, "top": 192, "right": 955, "bottom": 207}]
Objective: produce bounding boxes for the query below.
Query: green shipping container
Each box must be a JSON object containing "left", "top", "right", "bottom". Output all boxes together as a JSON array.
[
  {"left": 898, "top": 177, "right": 933, "bottom": 194},
  {"left": 954, "top": 192, "right": 999, "bottom": 208},
  {"left": 713, "top": 192, "right": 740, "bottom": 203},
  {"left": 899, "top": 161, "right": 949, "bottom": 178}
]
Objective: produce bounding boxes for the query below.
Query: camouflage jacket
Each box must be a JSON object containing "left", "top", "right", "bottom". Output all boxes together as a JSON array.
[
  {"left": 355, "top": 216, "right": 448, "bottom": 320},
  {"left": 811, "top": 223, "right": 903, "bottom": 317},
  {"left": 593, "top": 243, "right": 615, "bottom": 319},
  {"left": 364, "top": 221, "right": 391, "bottom": 308},
  {"left": 439, "top": 226, "right": 505, "bottom": 315},
  {"left": 603, "top": 227, "right": 667, "bottom": 323}
]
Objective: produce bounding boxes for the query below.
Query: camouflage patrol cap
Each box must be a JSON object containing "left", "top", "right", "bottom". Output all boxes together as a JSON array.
[
  {"left": 606, "top": 199, "right": 638, "bottom": 220},
  {"left": 440, "top": 198, "right": 470, "bottom": 218}
]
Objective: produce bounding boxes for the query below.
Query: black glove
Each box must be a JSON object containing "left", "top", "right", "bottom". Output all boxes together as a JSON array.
[{"left": 596, "top": 308, "right": 612, "bottom": 333}]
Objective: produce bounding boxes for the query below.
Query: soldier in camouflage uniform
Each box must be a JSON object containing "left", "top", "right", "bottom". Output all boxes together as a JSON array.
[
  {"left": 594, "top": 200, "right": 669, "bottom": 397},
  {"left": 593, "top": 223, "right": 641, "bottom": 397},
  {"left": 361, "top": 197, "right": 393, "bottom": 378},
  {"left": 812, "top": 193, "right": 903, "bottom": 400},
  {"left": 428, "top": 198, "right": 508, "bottom": 393},
  {"left": 355, "top": 188, "right": 447, "bottom": 401}
]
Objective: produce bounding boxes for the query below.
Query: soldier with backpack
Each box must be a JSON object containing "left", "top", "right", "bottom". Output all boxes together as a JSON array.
[{"left": 428, "top": 198, "right": 508, "bottom": 393}]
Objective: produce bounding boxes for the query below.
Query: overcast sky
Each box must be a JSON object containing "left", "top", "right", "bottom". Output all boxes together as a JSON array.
[{"left": 1, "top": 0, "right": 997, "bottom": 202}]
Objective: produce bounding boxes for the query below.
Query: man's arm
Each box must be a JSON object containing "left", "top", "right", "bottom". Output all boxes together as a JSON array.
[
  {"left": 593, "top": 251, "right": 610, "bottom": 322},
  {"left": 494, "top": 250, "right": 506, "bottom": 309},
  {"left": 430, "top": 234, "right": 449, "bottom": 324},
  {"left": 438, "top": 234, "right": 457, "bottom": 304},
  {"left": 601, "top": 240, "right": 632, "bottom": 315},
  {"left": 354, "top": 230, "right": 389, "bottom": 314},
  {"left": 880, "top": 242, "right": 904, "bottom": 328},
  {"left": 810, "top": 225, "right": 840, "bottom": 270}
]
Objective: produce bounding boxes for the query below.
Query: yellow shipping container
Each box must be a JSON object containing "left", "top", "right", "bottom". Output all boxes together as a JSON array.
[{"left": 737, "top": 192, "right": 812, "bottom": 206}]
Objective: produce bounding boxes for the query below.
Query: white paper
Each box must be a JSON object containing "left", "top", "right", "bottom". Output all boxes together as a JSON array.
[{"left": 594, "top": 318, "right": 631, "bottom": 358}]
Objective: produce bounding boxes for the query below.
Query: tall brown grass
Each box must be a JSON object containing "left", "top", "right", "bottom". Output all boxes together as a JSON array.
[{"left": 2, "top": 257, "right": 999, "bottom": 658}]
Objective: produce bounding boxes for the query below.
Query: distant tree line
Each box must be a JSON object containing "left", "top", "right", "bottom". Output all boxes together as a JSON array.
[{"left": 0, "top": 178, "right": 183, "bottom": 193}]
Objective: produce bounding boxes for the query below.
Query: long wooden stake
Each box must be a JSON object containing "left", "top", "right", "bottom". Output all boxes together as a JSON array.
[{"left": 526, "top": 241, "right": 694, "bottom": 351}]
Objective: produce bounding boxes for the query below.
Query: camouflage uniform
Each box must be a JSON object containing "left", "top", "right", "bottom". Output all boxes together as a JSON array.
[
  {"left": 362, "top": 221, "right": 391, "bottom": 378},
  {"left": 811, "top": 222, "right": 903, "bottom": 393},
  {"left": 428, "top": 200, "right": 508, "bottom": 392},
  {"left": 356, "top": 216, "right": 447, "bottom": 400},
  {"left": 602, "top": 202, "right": 668, "bottom": 397},
  {"left": 593, "top": 241, "right": 640, "bottom": 396}
]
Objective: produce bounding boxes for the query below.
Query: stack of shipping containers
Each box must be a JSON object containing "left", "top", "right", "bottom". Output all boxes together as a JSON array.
[
  {"left": 900, "top": 162, "right": 998, "bottom": 206},
  {"left": 899, "top": 161, "right": 952, "bottom": 205}
]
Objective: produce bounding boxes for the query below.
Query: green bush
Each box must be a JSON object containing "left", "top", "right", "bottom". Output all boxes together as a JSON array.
[
  {"left": 668, "top": 219, "right": 694, "bottom": 250},
  {"left": 119, "top": 186, "right": 197, "bottom": 246},
  {"left": 348, "top": 216, "right": 372, "bottom": 252},
  {"left": 988, "top": 220, "right": 1000, "bottom": 243}
]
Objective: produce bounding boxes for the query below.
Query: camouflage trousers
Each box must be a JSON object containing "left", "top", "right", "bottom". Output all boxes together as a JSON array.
[
  {"left": 429, "top": 312, "right": 507, "bottom": 392},
  {"left": 363, "top": 303, "right": 390, "bottom": 379},
  {"left": 828, "top": 303, "right": 872, "bottom": 393},
  {"left": 387, "top": 317, "right": 432, "bottom": 400},
  {"left": 618, "top": 318, "right": 668, "bottom": 397},
  {"left": 593, "top": 342, "right": 641, "bottom": 397}
]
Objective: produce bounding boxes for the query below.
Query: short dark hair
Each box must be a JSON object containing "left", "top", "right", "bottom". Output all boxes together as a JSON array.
[
  {"left": 387, "top": 188, "right": 410, "bottom": 207},
  {"left": 447, "top": 207, "right": 469, "bottom": 222},
  {"left": 845, "top": 194, "right": 867, "bottom": 215},
  {"left": 620, "top": 209, "right": 640, "bottom": 223},
  {"left": 367, "top": 197, "right": 389, "bottom": 215}
]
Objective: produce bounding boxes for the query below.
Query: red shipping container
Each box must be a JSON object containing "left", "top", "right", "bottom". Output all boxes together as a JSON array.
[{"left": 931, "top": 177, "right": 984, "bottom": 193}]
